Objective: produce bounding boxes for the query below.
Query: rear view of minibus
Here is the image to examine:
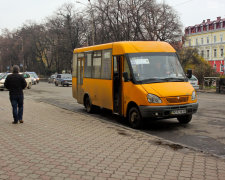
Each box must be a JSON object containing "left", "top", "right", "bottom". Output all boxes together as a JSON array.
[{"left": 122, "top": 41, "right": 198, "bottom": 128}]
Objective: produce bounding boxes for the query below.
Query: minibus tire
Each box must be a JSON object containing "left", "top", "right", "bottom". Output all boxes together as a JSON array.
[
  {"left": 177, "top": 115, "right": 192, "bottom": 124},
  {"left": 128, "top": 107, "right": 143, "bottom": 129},
  {"left": 84, "top": 96, "right": 95, "bottom": 113}
]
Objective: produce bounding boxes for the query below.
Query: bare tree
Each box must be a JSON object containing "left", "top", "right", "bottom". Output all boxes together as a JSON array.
[
  {"left": 0, "top": 0, "right": 182, "bottom": 75},
  {"left": 90, "top": 0, "right": 182, "bottom": 43}
]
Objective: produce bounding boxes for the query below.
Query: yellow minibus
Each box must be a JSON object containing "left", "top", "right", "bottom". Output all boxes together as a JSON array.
[{"left": 72, "top": 41, "right": 198, "bottom": 128}]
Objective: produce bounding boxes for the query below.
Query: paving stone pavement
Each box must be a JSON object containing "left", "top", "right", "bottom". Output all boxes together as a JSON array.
[{"left": 0, "top": 93, "right": 225, "bottom": 180}]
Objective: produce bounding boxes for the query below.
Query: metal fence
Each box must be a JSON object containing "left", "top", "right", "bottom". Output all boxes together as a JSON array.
[{"left": 216, "top": 78, "right": 225, "bottom": 93}]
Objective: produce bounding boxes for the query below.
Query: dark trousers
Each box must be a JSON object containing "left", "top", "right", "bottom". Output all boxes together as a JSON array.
[{"left": 10, "top": 95, "right": 24, "bottom": 123}]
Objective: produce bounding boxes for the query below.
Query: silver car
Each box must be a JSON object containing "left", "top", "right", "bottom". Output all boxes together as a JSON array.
[{"left": 188, "top": 75, "right": 199, "bottom": 90}]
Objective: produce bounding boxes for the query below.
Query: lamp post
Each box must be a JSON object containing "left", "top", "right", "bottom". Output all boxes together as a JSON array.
[
  {"left": 17, "top": 35, "right": 25, "bottom": 72},
  {"left": 76, "top": 0, "right": 95, "bottom": 45}
]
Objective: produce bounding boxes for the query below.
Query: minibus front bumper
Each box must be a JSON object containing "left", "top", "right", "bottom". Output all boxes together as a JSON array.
[{"left": 139, "top": 103, "right": 198, "bottom": 118}]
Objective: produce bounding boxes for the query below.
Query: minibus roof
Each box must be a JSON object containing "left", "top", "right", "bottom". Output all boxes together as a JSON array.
[{"left": 73, "top": 41, "right": 176, "bottom": 55}]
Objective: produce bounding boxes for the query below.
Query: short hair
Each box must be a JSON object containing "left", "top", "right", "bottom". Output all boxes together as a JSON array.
[{"left": 12, "top": 65, "right": 20, "bottom": 73}]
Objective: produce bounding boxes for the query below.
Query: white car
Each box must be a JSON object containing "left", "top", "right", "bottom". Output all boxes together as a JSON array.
[
  {"left": 188, "top": 75, "right": 199, "bottom": 90},
  {"left": 26, "top": 72, "right": 39, "bottom": 84},
  {"left": 0, "top": 73, "right": 32, "bottom": 90},
  {"left": 21, "top": 73, "right": 32, "bottom": 89},
  {"left": 0, "top": 73, "right": 7, "bottom": 90}
]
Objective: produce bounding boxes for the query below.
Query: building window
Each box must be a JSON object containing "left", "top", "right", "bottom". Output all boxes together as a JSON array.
[
  {"left": 207, "top": 37, "right": 209, "bottom": 44},
  {"left": 220, "top": 64, "right": 224, "bottom": 72},
  {"left": 221, "top": 49, "right": 224, "bottom": 57},
  {"left": 214, "top": 36, "right": 217, "bottom": 43},
  {"left": 196, "top": 38, "right": 198, "bottom": 45},
  {"left": 214, "top": 63, "right": 217, "bottom": 70},
  {"left": 207, "top": 50, "right": 210, "bottom": 58},
  {"left": 201, "top": 38, "right": 204, "bottom": 45},
  {"left": 220, "top": 34, "right": 223, "bottom": 42},
  {"left": 201, "top": 50, "right": 204, "bottom": 57},
  {"left": 214, "top": 49, "right": 217, "bottom": 58}
]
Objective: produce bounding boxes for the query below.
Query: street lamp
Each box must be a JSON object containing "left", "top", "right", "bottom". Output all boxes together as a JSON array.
[
  {"left": 76, "top": 0, "right": 95, "bottom": 45},
  {"left": 17, "top": 35, "right": 25, "bottom": 72}
]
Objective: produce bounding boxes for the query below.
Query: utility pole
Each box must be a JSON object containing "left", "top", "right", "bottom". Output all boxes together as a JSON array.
[
  {"left": 88, "top": 0, "right": 95, "bottom": 45},
  {"left": 76, "top": 0, "right": 95, "bottom": 45},
  {"left": 17, "top": 35, "right": 25, "bottom": 72}
]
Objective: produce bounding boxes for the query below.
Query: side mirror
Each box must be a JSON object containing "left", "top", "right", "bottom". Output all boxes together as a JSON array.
[
  {"left": 123, "top": 72, "right": 129, "bottom": 82},
  {"left": 187, "top": 69, "right": 192, "bottom": 79}
]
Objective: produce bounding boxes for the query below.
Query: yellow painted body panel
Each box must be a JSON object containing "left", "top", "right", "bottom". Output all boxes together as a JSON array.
[
  {"left": 74, "top": 41, "right": 176, "bottom": 55},
  {"left": 123, "top": 82, "right": 149, "bottom": 116},
  {"left": 141, "top": 82, "right": 194, "bottom": 97},
  {"left": 123, "top": 81, "right": 196, "bottom": 117},
  {"left": 83, "top": 79, "right": 113, "bottom": 110},
  {"left": 112, "top": 41, "right": 176, "bottom": 55},
  {"left": 72, "top": 78, "right": 77, "bottom": 99}
]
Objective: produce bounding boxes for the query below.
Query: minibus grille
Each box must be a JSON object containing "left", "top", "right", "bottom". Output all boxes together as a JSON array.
[{"left": 166, "top": 96, "right": 189, "bottom": 103}]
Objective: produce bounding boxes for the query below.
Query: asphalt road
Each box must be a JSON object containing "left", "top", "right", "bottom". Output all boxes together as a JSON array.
[{"left": 3, "top": 82, "right": 225, "bottom": 158}]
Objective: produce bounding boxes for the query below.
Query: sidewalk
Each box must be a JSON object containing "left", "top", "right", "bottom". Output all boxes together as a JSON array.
[
  {"left": 196, "top": 88, "right": 216, "bottom": 93},
  {"left": 0, "top": 93, "right": 225, "bottom": 180}
]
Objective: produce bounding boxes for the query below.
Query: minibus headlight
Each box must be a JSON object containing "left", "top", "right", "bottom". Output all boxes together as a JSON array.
[
  {"left": 147, "top": 94, "right": 162, "bottom": 103},
  {"left": 192, "top": 91, "right": 196, "bottom": 100}
]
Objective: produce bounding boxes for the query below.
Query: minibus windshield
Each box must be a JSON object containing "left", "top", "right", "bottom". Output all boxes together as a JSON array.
[{"left": 127, "top": 53, "right": 186, "bottom": 84}]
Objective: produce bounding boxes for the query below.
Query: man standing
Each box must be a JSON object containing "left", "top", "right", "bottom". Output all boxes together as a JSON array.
[{"left": 4, "top": 65, "right": 27, "bottom": 124}]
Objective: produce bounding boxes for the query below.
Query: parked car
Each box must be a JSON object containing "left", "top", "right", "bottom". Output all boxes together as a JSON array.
[
  {"left": 188, "top": 75, "right": 199, "bottom": 90},
  {"left": 21, "top": 73, "right": 32, "bottom": 89},
  {"left": 55, "top": 74, "right": 72, "bottom": 87},
  {"left": 48, "top": 74, "right": 57, "bottom": 83},
  {"left": 28, "top": 73, "right": 37, "bottom": 85},
  {"left": 0, "top": 73, "right": 8, "bottom": 90},
  {"left": 0, "top": 73, "right": 32, "bottom": 90},
  {"left": 26, "top": 72, "right": 40, "bottom": 84},
  {"left": 0, "top": 73, "right": 6, "bottom": 80}
]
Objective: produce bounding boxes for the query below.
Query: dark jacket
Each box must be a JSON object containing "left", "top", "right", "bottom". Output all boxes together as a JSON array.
[{"left": 4, "top": 73, "right": 27, "bottom": 96}]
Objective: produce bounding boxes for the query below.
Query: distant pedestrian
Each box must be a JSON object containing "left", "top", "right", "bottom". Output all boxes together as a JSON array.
[{"left": 4, "top": 65, "right": 27, "bottom": 124}]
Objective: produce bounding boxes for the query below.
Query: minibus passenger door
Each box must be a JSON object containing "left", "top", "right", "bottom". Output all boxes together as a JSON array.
[
  {"left": 77, "top": 57, "right": 84, "bottom": 104},
  {"left": 113, "top": 56, "right": 122, "bottom": 114}
]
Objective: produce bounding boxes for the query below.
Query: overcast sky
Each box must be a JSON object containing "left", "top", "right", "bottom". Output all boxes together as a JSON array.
[{"left": 0, "top": 0, "right": 225, "bottom": 34}]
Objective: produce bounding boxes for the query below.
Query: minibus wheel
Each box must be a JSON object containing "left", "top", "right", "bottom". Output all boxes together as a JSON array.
[
  {"left": 177, "top": 115, "right": 192, "bottom": 124},
  {"left": 84, "top": 96, "right": 95, "bottom": 113},
  {"left": 128, "top": 107, "right": 143, "bottom": 129}
]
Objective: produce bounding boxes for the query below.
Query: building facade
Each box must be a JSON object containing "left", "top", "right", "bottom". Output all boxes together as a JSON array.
[{"left": 184, "top": 17, "right": 225, "bottom": 74}]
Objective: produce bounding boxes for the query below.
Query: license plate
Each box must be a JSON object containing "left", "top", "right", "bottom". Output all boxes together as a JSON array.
[{"left": 171, "top": 109, "right": 186, "bottom": 115}]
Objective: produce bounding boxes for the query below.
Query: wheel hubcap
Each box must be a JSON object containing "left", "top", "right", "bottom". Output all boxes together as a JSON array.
[{"left": 131, "top": 111, "right": 138, "bottom": 123}]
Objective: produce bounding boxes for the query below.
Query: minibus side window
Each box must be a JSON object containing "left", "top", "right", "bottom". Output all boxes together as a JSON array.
[
  {"left": 114, "top": 56, "right": 118, "bottom": 72},
  {"left": 92, "top": 51, "right": 102, "bottom": 79},
  {"left": 101, "top": 49, "right": 112, "bottom": 79},
  {"left": 72, "top": 53, "right": 77, "bottom": 77},
  {"left": 84, "top": 52, "right": 92, "bottom": 78}
]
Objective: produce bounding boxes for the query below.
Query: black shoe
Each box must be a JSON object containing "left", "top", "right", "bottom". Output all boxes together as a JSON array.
[
  {"left": 12, "top": 121, "right": 18, "bottom": 124},
  {"left": 19, "top": 120, "right": 24, "bottom": 123}
]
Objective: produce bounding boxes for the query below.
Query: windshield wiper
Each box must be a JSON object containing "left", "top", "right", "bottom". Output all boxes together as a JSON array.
[
  {"left": 164, "top": 77, "right": 185, "bottom": 82},
  {"left": 141, "top": 78, "right": 166, "bottom": 83}
]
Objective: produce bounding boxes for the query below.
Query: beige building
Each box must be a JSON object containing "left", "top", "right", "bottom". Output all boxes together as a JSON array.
[{"left": 184, "top": 17, "right": 225, "bottom": 74}]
